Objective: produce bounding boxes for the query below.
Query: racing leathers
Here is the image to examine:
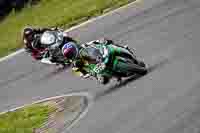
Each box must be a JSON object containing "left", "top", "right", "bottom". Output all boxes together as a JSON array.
[{"left": 69, "top": 38, "right": 135, "bottom": 83}]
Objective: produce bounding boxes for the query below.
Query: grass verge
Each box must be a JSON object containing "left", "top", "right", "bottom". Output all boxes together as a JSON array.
[
  {"left": 0, "top": 95, "right": 87, "bottom": 133},
  {"left": 0, "top": 103, "right": 55, "bottom": 133},
  {"left": 0, "top": 0, "right": 135, "bottom": 57}
]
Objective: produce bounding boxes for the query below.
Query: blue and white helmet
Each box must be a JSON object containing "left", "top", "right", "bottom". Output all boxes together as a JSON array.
[{"left": 62, "top": 42, "right": 79, "bottom": 60}]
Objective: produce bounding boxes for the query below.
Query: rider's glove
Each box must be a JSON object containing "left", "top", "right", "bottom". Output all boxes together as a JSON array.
[
  {"left": 81, "top": 73, "right": 91, "bottom": 79},
  {"left": 72, "top": 66, "right": 79, "bottom": 72},
  {"left": 99, "top": 63, "right": 106, "bottom": 70},
  {"left": 72, "top": 66, "right": 91, "bottom": 79}
]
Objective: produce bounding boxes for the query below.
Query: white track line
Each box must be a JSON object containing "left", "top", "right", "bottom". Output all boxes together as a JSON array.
[
  {"left": 0, "top": 0, "right": 141, "bottom": 63},
  {"left": 64, "top": 0, "right": 141, "bottom": 32},
  {"left": 0, "top": 49, "right": 25, "bottom": 62},
  {"left": 0, "top": 91, "right": 94, "bottom": 132},
  {"left": 0, "top": 91, "right": 93, "bottom": 115},
  {"left": 62, "top": 92, "right": 94, "bottom": 132}
]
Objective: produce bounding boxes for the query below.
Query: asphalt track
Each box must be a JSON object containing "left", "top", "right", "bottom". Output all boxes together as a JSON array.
[{"left": 1, "top": 0, "right": 200, "bottom": 132}]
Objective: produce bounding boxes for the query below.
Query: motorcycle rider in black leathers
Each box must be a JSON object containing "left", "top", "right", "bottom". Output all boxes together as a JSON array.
[{"left": 22, "top": 26, "right": 77, "bottom": 65}]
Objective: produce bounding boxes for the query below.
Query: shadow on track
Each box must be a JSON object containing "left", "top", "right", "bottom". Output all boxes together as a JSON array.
[
  {"left": 0, "top": 65, "right": 47, "bottom": 88},
  {"left": 94, "top": 57, "right": 170, "bottom": 100},
  {"left": 37, "top": 65, "right": 71, "bottom": 82}
]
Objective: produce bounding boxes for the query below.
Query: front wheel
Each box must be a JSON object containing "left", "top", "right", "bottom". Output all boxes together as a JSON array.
[
  {"left": 114, "top": 57, "right": 148, "bottom": 76},
  {"left": 137, "top": 60, "right": 146, "bottom": 68},
  {"left": 130, "top": 63, "right": 148, "bottom": 75}
]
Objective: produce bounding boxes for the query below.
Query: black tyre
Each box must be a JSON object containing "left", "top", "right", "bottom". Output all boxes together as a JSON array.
[
  {"left": 137, "top": 61, "right": 146, "bottom": 67},
  {"left": 115, "top": 57, "right": 147, "bottom": 76},
  {"left": 127, "top": 63, "right": 147, "bottom": 75}
]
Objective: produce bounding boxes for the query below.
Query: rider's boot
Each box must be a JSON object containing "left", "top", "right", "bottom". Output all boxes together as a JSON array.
[
  {"left": 115, "top": 77, "right": 122, "bottom": 85},
  {"left": 117, "top": 77, "right": 122, "bottom": 82},
  {"left": 97, "top": 75, "right": 110, "bottom": 84}
]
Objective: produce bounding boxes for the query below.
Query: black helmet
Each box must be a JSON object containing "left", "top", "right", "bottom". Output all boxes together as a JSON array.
[{"left": 23, "top": 27, "right": 35, "bottom": 42}]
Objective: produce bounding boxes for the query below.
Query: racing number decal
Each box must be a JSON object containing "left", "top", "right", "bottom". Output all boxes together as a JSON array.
[{"left": 93, "top": 64, "right": 104, "bottom": 74}]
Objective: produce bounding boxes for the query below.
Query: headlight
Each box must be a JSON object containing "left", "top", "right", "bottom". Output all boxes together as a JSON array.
[{"left": 40, "top": 31, "right": 56, "bottom": 45}]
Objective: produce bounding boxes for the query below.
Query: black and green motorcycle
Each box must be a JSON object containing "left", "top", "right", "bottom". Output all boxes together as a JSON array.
[{"left": 73, "top": 40, "right": 148, "bottom": 84}]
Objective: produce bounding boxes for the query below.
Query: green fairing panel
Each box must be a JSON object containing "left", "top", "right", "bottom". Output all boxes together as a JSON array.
[{"left": 78, "top": 43, "right": 128, "bottom": 77}]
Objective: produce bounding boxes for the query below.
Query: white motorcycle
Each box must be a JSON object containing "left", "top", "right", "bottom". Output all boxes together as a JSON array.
[{"left": 39, "top": 30, "right": 72, "bottom": 67}]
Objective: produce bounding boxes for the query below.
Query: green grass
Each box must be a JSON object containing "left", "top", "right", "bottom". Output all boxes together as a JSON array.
[
  {"left": 0, "top": 103, "right": 55, "bottom": 133},
  {"left": 0, "top": 0, "right": 132, "bottom": 57}
]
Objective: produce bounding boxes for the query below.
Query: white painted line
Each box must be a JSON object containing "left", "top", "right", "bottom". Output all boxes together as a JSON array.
[
  {"left": 0, "top": 49, "right": 25, "bottom": 62},
  {"left": 0, "top": 91, "right": 94, "bottom": 132},
  {"left": 64, "top": 0, "right": 141, "bottom": 32},
  {"left": 0, "top": 0, "right": 141, "bottom": 63},
  {"left": 62, "top": 92, "right": 94, "bottom": 132},
  {"left": 0, "top": 91, "right": 93, "bottom": 115}
]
